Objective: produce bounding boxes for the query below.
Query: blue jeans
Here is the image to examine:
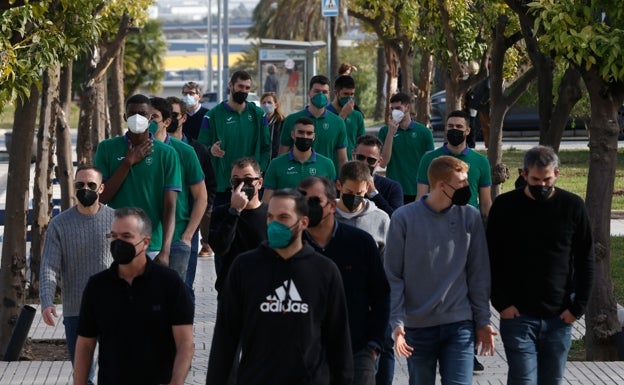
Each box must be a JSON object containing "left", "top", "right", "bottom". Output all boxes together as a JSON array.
[
  {"left": 376, "top": 324, "right": 395, "bottom": 385},
  {"left": 404, "top": 320, "right": 475, "bottom": 385},
  {"left": 169, "top": 240, "right": 191, "bottom": 280},
  {"left": 500, "top": 314, "right": 572, "bottom": 385},
  {"left": 64, "top": 316, "right": 95, "bottom": 385},
  {"left": 184, "top": 230, "right": 200, "bottom": 301}
]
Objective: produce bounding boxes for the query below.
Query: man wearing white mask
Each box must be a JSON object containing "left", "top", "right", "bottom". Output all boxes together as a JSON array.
[
  {"left": 378, "top": 92, "right": 434, "bottom": 204},
  {"left": 181, "top": 81, "right": 208, "bottom": 140},
  {"left": 95, "top": 94, "right": 182, "bottom": 266}
]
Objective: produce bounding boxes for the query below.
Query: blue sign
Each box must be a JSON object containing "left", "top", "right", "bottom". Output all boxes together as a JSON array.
[{"left": 322, "top": 0, "right": 339, "bottom": 17}]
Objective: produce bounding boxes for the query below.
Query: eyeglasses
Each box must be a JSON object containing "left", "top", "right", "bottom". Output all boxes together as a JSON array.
[
  {"left": 354, "top": 154, "right": 378, "bottom": 166},
  {"left": 171, "top": 112, "right": 180, "bottom": 119},
  {"left": 75, "top": 181, "right": 98, "bottom": 191},
  {"left": 230, "top": 177, "right": 260, "bottom": 187},
  {"left": 182, "top": 91, "right": 198, "bottom": 96}
]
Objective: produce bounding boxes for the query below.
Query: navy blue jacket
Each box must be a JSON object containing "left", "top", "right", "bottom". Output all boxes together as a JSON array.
[{"left": 372, "top": 174, "right": 403, "bottom": 217}]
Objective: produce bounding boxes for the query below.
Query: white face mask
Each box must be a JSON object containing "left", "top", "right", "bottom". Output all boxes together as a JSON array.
[
  {"left": 182, "top": 94, "right": 196, "bottom": 107},
  {"left": 391, "top": 109, "right": 405, "bottom": 123},
  {"left": 262, "top": 103, "right": 275, "bottom": 115},
  {"left": 127, "top": 114, "right": 149, "bottom": 134}
]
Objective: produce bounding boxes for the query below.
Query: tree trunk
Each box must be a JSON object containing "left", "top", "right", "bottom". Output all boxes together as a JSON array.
[
  {"left": 542, "top": 67, "right": 582, "bottom": 151},
  {"left": 374, "top": 44, "right": 386, "bottom": 121},
  {"left": 29, "top": 66, "right": 59, "bottom": 298},
  {"left": 398, "top": 42, "right": 415, "bottom": 104},
  {"left": 330, "top": 16, "right": 339, "bottom": 78},
  {"left": 0, "top": 84, "right": 40, "bottom": 355},
  {"left": 56, "top": 62, "right": 75, "bottom": 211},
  {"left": 77, "top": 62, "right": 96, "bottom": 165},
  {"left": 108, "top": 52, "right": 125, "bottom": 137},
  {"left": 384, "top": 45, "right": 399, "bottom": 122},
  {"left": 415, "top": 51, "right": 434, "bottom": 126},
  {"left": 92, "top": 77, "right": 108, "bottom": 149},
  {"left": 582, "top": 68, "right": 623, "bottom": 361}
]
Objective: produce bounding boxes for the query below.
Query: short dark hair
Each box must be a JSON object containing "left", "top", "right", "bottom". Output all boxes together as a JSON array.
[
  {"left": 389, "top": 92, "right": 410, "bottom": 105},
  {"left": 298, "top": 176, "right": 337, "bottom": 201},
  {"left": 125, "top": 94, "right": 150, "bottom": 109},
  {"left": 272, "top": 188, "right": 309, "bottom": 217},
  {"left": 447, "top": 110, "right": 470, "bottom": 125},
  {"left": 114, "top": 207, "right": 152, "bottom": 237},
  {"left": 75, "top": 165, "right": 103, "bottom": 180},
  {"left": 166, "top": 96, "right": 186, "bottom": 112},
  {"left": 334, "top": 75, "right": 355, "bottom": 90},
  {"left": 355, "top": 134, "right": 383, "bottom": 151},
  {"left": 523, "top": 145, "right": 560, "bottom": 171},
  {"left": 338, "top": 160, "right": 372, "bottom": 184},
  {"left": 309, "top": 75, "right": 330, "bottom": 90},
  {"left": 294, "top": 116, "right": 314, "bottom": 127},
  {"left": 150, "top": 97, "right": 172, "bottom": 120},
  {"left": 230, "top": 70, "right": 252, "bottom": 84},
  {"left": 232, "top": 157, "right": 261, "bottom": 176}
]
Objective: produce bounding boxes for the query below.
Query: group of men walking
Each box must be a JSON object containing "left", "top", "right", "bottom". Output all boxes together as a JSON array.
[{"left": 38, "top": 69, "right": 594, "bottom": 385}]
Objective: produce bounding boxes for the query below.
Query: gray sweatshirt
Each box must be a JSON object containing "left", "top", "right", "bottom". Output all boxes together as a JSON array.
[
  {"left": 335, "top": 199, "right": 390, "bottom": 256},
  {"left": 384, "top": 198, "right": 491, "bottom": 329},
  {"left": 39, "top": 204, "right": 115, "bottom": 316}
]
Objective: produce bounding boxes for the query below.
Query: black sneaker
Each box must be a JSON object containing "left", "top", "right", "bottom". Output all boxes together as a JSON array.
[{"left": 473, "top": 356, "right": 484, "bottom": 372}]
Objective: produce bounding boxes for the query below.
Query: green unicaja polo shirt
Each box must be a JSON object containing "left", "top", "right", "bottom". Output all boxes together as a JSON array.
[
  {"left": 162, "top": 135, "right": 205, "bottom": 242},
  {"left": 94, "top": 133, "right": 182, "bottom": 252},
  {"left": 279, "top": 107, "right": 347, "bottom": 176},
  {"left": 378, "top": 121, "right": 434, "bottom": 195},
  {"left": 326, "top": 104, "right": 365, "bottom": 160},
  {"left": 263, "top": 150, "right": 336, "bottom": 190},
  {"left": 417, "top": 144, "right": 492, "bottom": 209}
]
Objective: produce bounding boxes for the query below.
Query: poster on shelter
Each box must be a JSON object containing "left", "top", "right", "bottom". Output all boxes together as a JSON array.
[{"left": 259, "top": 49, "right": 307, "bottom": 115}]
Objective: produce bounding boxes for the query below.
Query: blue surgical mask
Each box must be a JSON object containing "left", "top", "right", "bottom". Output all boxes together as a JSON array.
[
  {"left": 311, "top": 93, "right": 328, "bottom": 109},
  {"left": 267, "top": 220, "right": 298, "bottom": 249}
]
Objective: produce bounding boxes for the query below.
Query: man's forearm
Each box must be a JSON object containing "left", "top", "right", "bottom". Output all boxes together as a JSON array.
[{"left": 73, "top": 337, "right": 96, "bottom": 385}]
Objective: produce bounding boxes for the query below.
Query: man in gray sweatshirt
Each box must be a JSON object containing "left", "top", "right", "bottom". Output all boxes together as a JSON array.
[
  {"left": 385, "top": 156, "right": 496, "bottom": 385},
  {"left": 39, "top": 165, "right": 115, "bottom": 385}
]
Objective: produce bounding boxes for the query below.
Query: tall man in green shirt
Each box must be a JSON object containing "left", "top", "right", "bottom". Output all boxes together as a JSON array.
[
  {"left": 198, "top": 70, "right": 271, "bottom": 207},
  {"left": 327, "top": 75, "right": 366, "bottom": 159},
  {"left": 378, "top": 92, "right": 434, "bottom": 204},
  {"left": 416, "top": 110, "right": 492, "bottom": 218},
  {"left": 279, "top": 75, "right": 348, "bottom": 176},
  {"left": 263, "top": 117, "right": 336, "bottom": 202}
]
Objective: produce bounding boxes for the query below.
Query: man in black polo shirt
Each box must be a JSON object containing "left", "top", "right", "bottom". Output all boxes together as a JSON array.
[{"left": 74, "top": 207, "right": 194, "bottom": 385}]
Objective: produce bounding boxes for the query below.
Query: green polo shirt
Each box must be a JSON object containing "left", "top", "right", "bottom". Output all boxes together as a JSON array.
[
  {"left": 416, "top": 144, "right": 492, "bottom": 209},
  {"left": 263, "top": 150, "right": 336, "bottom": 190},
  {"left": 279, "top": 107, "right": 347, "bottom": 176},
  {"left": 197, "top": 101, "right": 270, "bottom": 192},
  {"left": 94, "top": 134, "right": 182, "bottom": 251},
  {"left": 378, "top": 121, "right": 434, "bottom": 195},
  {"left": 162, "top": 135, "right": 205, "bottom": 242},
  {"left": 327, "top": 104, "right": 365, "bottom": 159}
]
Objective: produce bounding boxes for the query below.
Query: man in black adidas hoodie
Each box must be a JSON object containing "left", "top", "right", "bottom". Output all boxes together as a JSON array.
[{"left": 207, "top": 189, "right": 353, "bottom": 385}]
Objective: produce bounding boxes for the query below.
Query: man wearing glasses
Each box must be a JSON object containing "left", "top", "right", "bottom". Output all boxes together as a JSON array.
[
  {"left": 209, "top": 157, "right": 267, "bottom": 297},
  {"left": 181, "top": 81, "right": 208, "bottom": 140},
  {"left": 39, "top": 165, "right": 115, "bottom": 385}
]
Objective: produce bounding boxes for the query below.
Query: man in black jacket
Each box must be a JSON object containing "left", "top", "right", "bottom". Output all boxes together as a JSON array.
[{"left": 207, "top": 189, "right": 353, "bottom": 385}]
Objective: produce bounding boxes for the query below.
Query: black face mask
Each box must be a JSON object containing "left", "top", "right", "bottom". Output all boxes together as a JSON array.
[
  {"left": 241, "top": 183, "right": 255, "bottom": 201},
  {"left": 166, "top": 116, "right": 179, "bottom": 133},
  {"left": 341, "top": 193, "right": 364, "bottom": 212},
  {"left": 110, "top": 239, "right": 142, "bottom": 265},
  {"left": 447, "top": 129, "right": 466, "bottom": 146},
  {"left": 232, "top": 91, "right": 248, "bottom": 104},
  {"left": 527, "top": 184, "right": 553, "bottom": 202},
  {"left": 444, "top": 184, "right": 471, "bottom": 206},
  {"left": 294, "top": 137, "right": 313, "bottom": 152},
  {"left": 76, "top": 189, "right": 98, "bottom": 207},
  {"left": 307, "top": 196, "right": 324, "bottom": 227}
]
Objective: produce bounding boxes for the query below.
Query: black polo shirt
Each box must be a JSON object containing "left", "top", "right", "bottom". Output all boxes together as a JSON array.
[{"left": 78, "top": 257, "right": 194, "bottom": 385}]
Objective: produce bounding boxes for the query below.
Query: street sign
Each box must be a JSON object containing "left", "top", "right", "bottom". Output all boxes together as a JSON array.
[{"left": 322, "top": 0, "right": 339, "bottom": 17}]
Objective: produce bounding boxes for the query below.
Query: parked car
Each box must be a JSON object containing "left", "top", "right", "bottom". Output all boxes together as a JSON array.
[{"left": 429, "top": 90, "right": 586, "bottom": 132}]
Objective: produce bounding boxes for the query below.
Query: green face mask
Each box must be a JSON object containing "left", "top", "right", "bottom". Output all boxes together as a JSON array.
[
  {"left": 267, "top": 220, "right": 298, "bottom": 249},
  {"left": 311, "top": 93, "right": 328, "bottom": 109},
  {"left": 339, "top": 96, "right": 353, "bottom": 107},
  {"left": 148, "top": 120, "right": 158, "bottom": 134}
]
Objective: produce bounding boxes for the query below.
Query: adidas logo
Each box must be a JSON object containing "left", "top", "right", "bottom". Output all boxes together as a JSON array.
[{"left": 260, "top": 279, "right": 309, "bottom": 313}]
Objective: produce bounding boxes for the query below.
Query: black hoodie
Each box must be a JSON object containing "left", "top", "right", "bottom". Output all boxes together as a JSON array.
[{"left": 207, "top": 242, "right": 353, "bottom": 385}]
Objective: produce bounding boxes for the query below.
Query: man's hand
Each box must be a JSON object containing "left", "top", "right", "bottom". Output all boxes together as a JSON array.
[
  {"left": 499, "top": 305, "right": 520, "bottom": 319},
  {"left": 560, "top": 309, "right": 577, "bottom": 324},
  {"left": 42, "top": 306, "right": 57, "bottom": 327},
  {"left": 392, "top": 325, "right": 413, "bottom": 358},
  {"left": 475, "top": 324, "right": 497, "bottom": 356},
  {"left": 154, "top": 250, "right": 170, "bottom": 267},
  {"left": 339, "top": 99, "right": 355, "bottom": 119},
  {"left": 387, "top": 119, "right": 400, "bottom": 136},
  {"left": 211, "top": 141, "right": 225, "bottom": 158},
  {"left": 230, "top": 182, "right": 249, "bottom": 212},
  {"left": 124, "top": 139, "right": 153, "bottom": 166}
]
